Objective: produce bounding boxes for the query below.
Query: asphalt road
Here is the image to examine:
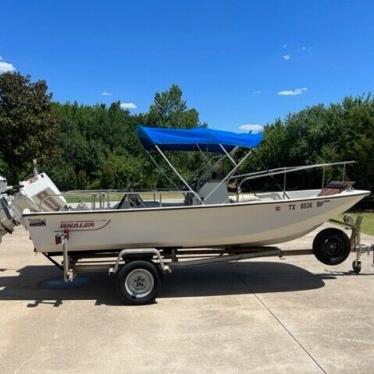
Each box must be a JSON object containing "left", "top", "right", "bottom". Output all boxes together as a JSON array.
[{"left": 0, "top": 225, "right": 373, "bottom": 373}]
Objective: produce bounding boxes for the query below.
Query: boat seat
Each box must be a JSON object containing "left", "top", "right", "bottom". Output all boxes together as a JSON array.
[
  {"left": 115, "top": 194, "right": 145, "bottom": 209},
  {"left": 193, "top": 180, "right": 230, "bottom": 205},
  {"left": 184, "top": 192, "right": 194, "bottom": 206},
  {"left": 318, "top": 181, "right": 355, "bottom": 196}
]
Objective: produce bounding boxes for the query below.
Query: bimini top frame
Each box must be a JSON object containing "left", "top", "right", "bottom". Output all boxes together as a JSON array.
[{"left": 137, "top": 125, "right": 264, "bottom": 204}]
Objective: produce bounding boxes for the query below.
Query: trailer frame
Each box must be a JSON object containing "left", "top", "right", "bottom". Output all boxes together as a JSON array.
[{"left": 43, "top": 214, "right": 373, "bottom": 304}]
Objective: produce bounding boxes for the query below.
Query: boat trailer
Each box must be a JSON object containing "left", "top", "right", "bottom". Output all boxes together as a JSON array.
[{"left": 49, "top": 214, "right": 373, "bottom": 305}]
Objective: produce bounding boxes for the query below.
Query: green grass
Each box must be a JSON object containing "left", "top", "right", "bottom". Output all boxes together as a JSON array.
[
  {"left": 65, "top": 192, "right": 123, "bottom": 203},
  {"left": 333, "top": 211, "right": 374, "bottom": 236}
]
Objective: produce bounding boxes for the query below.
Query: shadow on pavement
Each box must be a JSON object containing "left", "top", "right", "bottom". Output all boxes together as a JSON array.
[
  {"left": 162, "top": 262, "right": 325, "bottom": 297},
  {"left": 0, "top": 261, "right": 326, "bottom": 307},
  {"left": 317, "top": 270, "right": 374, "bottom": 278}
]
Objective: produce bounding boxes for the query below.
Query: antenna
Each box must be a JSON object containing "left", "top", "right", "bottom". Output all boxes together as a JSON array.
[{"left": 32, "top": 159, "right": 39, "bottom": 176}]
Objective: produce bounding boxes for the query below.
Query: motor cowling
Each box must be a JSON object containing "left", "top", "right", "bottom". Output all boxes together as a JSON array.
[
  {"left": 0, "top": 171, "right": 68, "bottom": 245},
  {"left": 13, "top": 172, "right": 67, "bottom": 213}
]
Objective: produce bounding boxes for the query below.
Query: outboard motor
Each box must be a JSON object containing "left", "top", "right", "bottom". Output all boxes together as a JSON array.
[
  {"left": 0, "top": 171, "right": 67, "bottom": 244},
  {"left": 0, "top": 176, "right": 7, "bottom": 194},
  {"left": 0, "top": 175, "right": 18, "bottom": 244},
  {"left": 0, "top": 196, "right": 18, "bottom": 242},
  {"left": 13, "top": 172, "right": 67, "bottom": 213}
]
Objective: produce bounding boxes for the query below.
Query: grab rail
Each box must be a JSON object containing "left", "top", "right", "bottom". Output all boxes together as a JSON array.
[
  {"left": 38, "top": 190, "right": 189, "bottom": 211},
  {"left": 231, "top": 161, "right": 356, "bottom": 202},
  {"left": 235, "top": 160, "right": 355, "bottom": 192},
  {"left": 231, "top": 161, "right": 356, "bottom": 181}
]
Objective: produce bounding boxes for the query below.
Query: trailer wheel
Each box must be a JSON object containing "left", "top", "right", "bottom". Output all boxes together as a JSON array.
[
  {"left": 117, "top": 260, "right": 160, "bottom": 305},
  {"left": 313, "top": 228, "right": 351, "bottom": 266},
  {"left": 352, "top": 260, "right": 361, "bottom": 274}
]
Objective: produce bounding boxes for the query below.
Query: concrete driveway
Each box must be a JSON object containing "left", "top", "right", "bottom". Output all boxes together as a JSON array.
[{"left": 0, "top": 225, "right": 373, "bottom": 373}]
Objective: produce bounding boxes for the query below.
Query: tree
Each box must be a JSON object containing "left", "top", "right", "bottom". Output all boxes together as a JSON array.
[
  {"left": 141, "top": 84, "right": 204, "bottom": 187},
  {"left": 247, "top": 95, "right": 374, "bottom": 192},
  {"left": 2, "top": 71, "right": 369, "bottom": 195},
  {"left": 0, "top": 72, "right": 59, "bottom": 182},
  {"left": 100, "top": 163, "right": 115, "bottom": 189},
  {"left": 145, "top": 84, "right": 199, "bottom": 128}
]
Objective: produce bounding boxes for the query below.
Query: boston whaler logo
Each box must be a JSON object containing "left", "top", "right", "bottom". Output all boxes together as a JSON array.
[{"left": 58, "top": 219, "right": 111, "bottom": 232}]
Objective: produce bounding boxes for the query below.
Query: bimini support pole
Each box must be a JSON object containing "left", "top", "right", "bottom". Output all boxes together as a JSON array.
[
  {"left": 155, "top": 145, "right": 204, "bottom": 205},
  {"left": 146, "top": 150, "right": 180, "bottom": 190},
  {"left": 219, "top": 144, "right": 237, "bottom": 166},
  {"left": 204, "top": 149, "right": 252, "bottom": 202},
  {"left": 195, "top": 147, "right": 238, "bottom": 188}
]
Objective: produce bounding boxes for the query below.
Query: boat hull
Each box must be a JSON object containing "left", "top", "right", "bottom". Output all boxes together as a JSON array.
[{"left": 24, "top": 190, "right": 369, "bottom": 253}]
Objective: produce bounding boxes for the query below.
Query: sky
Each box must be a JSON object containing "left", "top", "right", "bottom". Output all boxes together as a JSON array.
[{"left": 1, "top": 0, "right": 374, "bottom": 132}]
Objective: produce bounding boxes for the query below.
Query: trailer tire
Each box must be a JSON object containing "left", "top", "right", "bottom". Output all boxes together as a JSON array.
[
  {"left": 313, "top": 228, "right": 351, "bottom": 266},
  {"left": 117, "top": 260, "right": 160, "bottom": 305},
  {"left": 352, "top": 260, "right": 361, "bottom": 274}
]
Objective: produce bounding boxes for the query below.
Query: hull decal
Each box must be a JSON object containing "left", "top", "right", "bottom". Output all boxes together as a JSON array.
[{"left": 55, "top": 219, "right": 111, "bottom": 232}]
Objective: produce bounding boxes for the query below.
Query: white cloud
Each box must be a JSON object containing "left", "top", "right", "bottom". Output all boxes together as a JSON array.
[
  {"left": 0, "top": 61, "right": 16, "bottom": 74},
  {"left": 301, "top": 46, "right": 312, "bottom": 51},
  {"left": 278, "top": 87, "right": 307, "bottom": 96},
  {"left": 101, "top": 91, "right": 112, "bottom": 96},
  {"left": 283, "top": 54, "right": 291, "bottom": 61},
  {"left": 0, "top": 56, "right": 2, "bottom": 60},
  {"left": 120, "top": 102, "right": 137, "bottom": 110},
  {"left": 239, "top": 124, "right": 264, "bottom": 133}
]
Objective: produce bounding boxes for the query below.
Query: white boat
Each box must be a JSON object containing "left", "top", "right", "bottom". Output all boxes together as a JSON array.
[
  {"left": 1, "top": 126, "right": 370, "bottom": 254},
  {"left": 1, "top": 125, "right": 372, "bottom": 305},
  {"left": 23, "top": 188, "right": 367, "bottom": 253}
]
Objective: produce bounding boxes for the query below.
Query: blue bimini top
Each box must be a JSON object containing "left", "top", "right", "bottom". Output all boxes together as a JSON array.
[{"left": 137, "top": 125, "right": 263, "bottom": 153}]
